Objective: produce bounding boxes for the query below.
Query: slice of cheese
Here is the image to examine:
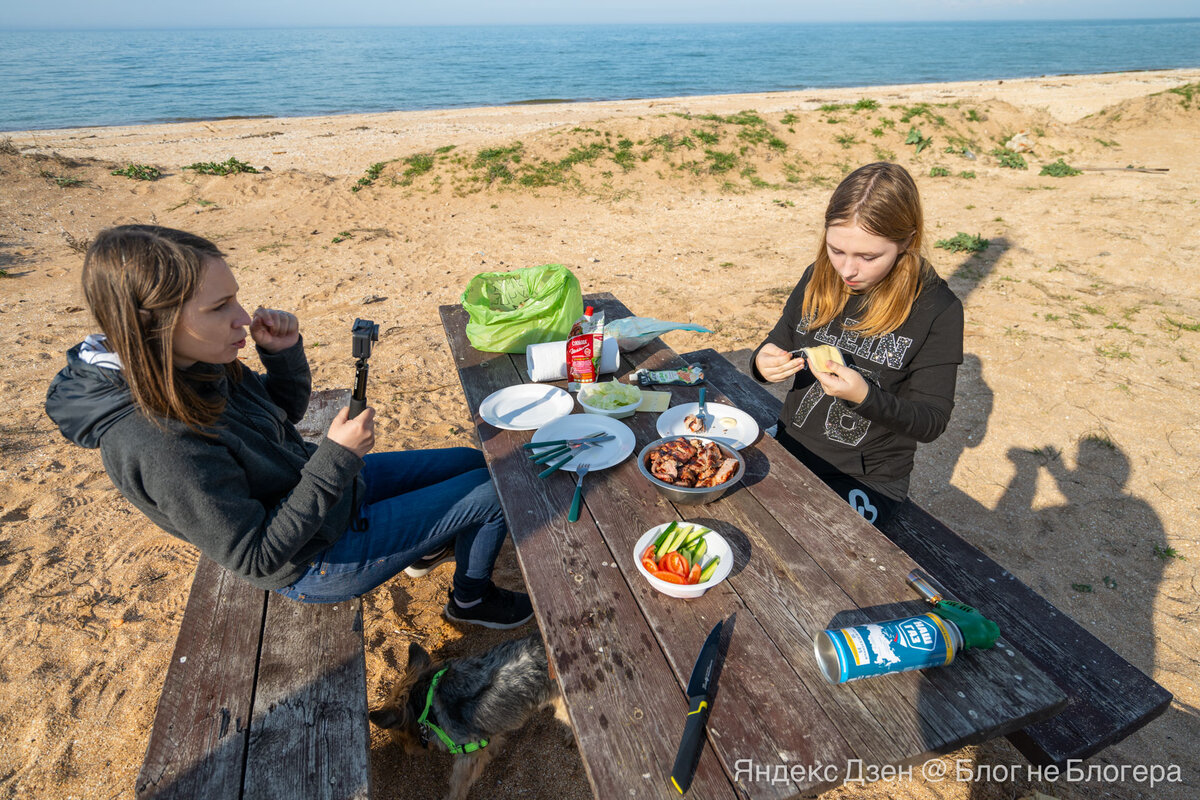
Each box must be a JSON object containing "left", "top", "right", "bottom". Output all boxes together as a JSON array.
[
  {"left": 638, "top": 390, "right": 672, "bottom": 413},
  {"left": 802, "top": 345, "right": 846, "bottom": 374}
]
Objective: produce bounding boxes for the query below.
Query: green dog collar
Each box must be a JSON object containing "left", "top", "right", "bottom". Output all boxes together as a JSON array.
[{"left": 417, "top": 668, "right": 489, "bottom": 755}]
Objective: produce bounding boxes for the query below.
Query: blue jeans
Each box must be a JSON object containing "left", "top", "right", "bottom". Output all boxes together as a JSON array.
[{"left": 277, "top": 448, "right": 507, "bottom": 604}]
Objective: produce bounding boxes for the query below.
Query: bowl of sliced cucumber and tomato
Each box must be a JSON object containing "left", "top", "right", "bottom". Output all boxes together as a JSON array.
[{"left": 633, "top": 520, "right": 733, "bottom": 598}]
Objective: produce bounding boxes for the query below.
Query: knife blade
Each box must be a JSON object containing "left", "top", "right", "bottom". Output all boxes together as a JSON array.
[
  {"left": 670, "top": 619, "right": 724, "bottom": 794},
  {"left": 697, "top": 387, "right": 708, "bottom": 433}
]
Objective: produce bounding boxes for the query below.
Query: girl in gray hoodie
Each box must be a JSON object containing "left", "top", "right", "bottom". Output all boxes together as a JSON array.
[{"left": 47, "top": 225, "right": 532, "bottom": 629}]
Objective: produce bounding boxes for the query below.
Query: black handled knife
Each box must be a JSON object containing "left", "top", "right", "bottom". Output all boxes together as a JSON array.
[{"left": 670, "top": 619, "right": 724, "bottom": 794}]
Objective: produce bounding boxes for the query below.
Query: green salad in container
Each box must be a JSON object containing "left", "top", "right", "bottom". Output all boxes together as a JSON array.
[{"left": 579, "top": 380, "right": 642, "bottom": 410}]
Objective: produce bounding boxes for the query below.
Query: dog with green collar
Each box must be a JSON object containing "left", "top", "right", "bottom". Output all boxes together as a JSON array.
[{"left": 370, "top": 634, "right": 571, "bottom": 800}]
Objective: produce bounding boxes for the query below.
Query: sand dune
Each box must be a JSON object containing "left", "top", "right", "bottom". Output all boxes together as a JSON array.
[{"left": 1, "top": 68, "right": 1198, "bottom": 800}]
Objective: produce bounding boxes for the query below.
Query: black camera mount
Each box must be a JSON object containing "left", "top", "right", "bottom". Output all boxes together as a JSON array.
[{"left": 349, "top": 318, "right": 379, "bottom": 419}]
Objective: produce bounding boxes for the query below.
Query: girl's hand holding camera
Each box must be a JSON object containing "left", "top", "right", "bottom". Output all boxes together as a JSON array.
[
  {"left": 250, "top": 307, "right": 300, "bottom": 353},
  {"left": 328, "top": 406, "right": 375, "bottom": 458}
]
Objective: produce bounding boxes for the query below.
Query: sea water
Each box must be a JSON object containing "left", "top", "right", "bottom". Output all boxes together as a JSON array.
[{"left": 1, "top": 19, "right": 1198, "bottom": 131}]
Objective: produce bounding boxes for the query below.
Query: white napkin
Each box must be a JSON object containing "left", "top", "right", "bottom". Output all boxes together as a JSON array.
[{"left": 526, "top": 336, "right": 620, "bottom": 382}]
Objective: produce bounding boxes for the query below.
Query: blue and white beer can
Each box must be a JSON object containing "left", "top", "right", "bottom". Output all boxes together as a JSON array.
[{"left": 814, "top": 613, "right": 962, "bottom": 683}]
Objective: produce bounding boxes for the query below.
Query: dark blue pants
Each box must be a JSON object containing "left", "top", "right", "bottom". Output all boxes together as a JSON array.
[{"left": 278, "top": 448, "right": 506, "bottom": 603}]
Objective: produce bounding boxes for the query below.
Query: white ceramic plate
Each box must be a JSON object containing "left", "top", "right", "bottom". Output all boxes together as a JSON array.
[
  {"left": 530, "top": 414, "right": 636, "bottom": 473},
  {"left": 656, "top": 402, "right": 760, "bottom": 450},
  {"left": 633, "top": 522, "right": 734, "bottom": 599},
  {"left": 479, "top": 385, "right": 574, "bottom": 431}
]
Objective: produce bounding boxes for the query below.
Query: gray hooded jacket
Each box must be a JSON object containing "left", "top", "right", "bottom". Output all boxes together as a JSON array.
[{"left": 45, "top": 335, "right": 363, "bottom": 591}]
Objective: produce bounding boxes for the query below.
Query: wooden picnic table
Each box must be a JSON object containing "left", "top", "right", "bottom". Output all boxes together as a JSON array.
[{"left": 440, "top": 293, "right": 1067, "bottom": 799}]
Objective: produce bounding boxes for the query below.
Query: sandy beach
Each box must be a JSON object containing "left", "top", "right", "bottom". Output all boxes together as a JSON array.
[{"left": 2, "top": 67, "right": 1199, "bottom": 800}]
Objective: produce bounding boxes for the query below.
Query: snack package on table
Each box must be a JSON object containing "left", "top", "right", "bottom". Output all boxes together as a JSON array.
[{"left": 634, "top": 364, "right": 704, "bottom": 387}]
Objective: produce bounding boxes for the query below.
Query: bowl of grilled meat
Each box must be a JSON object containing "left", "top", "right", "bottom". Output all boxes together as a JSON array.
[{"left": 637, "top": 435, "right": 745, "bottom": 505}]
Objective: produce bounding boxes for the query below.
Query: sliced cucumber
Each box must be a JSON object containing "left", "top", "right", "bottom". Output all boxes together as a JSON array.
[
  {"left": 698, "top": 556, "right": 721, "bottom": 583},
  {"left": 652, "top": 521, "right": 677, "bottom": 555}
]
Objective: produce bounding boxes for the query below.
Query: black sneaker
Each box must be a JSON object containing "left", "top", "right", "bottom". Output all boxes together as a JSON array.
[
  {"left": 403, "top": 543, "right": 456, "bottom": 578},
  {"left": 443, "top": 586, "right": 534, "bottom": 630}
]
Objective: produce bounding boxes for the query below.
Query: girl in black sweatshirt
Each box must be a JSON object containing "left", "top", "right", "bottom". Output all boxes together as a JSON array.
[{"left": 751, "top": 162, "right": 963, "bottom": 528}]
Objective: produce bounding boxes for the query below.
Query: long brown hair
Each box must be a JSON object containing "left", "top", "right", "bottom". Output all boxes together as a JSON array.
[
  {"left": 82, "top": 225, "right": 240, "bottom": 429},
  {"left": 802, "top": 162, "right": 937, "bottom": 337}
]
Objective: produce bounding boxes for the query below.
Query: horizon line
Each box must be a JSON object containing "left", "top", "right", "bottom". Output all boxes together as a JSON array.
[{"left": 4, "top": 16, "right": 1200, "bottom": 33}]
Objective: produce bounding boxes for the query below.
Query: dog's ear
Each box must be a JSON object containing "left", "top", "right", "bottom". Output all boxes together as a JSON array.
[
  {"left": 369, "top": 706, "right": 404, "bottom": 730},
  {"left": 407, "top": 641, "right": 432, "bottom": 674}
]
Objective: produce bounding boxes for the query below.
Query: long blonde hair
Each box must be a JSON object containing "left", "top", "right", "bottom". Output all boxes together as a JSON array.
[
  {"left": 82, "top": 225, "right": 241, "bottom": 429},
  {"left": 802, "top": 162, "right": 936, "bottom": 337}
]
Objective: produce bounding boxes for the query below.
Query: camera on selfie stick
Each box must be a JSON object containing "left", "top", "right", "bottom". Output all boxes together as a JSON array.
[{"left": 349, "top": 318, "right": 379, "bottom": 419}]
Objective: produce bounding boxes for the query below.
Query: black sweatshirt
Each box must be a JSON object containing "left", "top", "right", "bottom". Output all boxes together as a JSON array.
[
  {"left": 751, "top": 263, "right": 963, "bottom": 500},
  {"left": 45, "top": 336, "right": 364, "bottom": 590}
]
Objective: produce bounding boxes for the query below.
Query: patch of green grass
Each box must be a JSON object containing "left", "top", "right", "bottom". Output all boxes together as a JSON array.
[
  {"left": 111, "top": 163, "right": 162, "bottom": 180},
  {"left": 1153, "top": 545, "right": 1187, "bottom": 561},
  {"left": 929, "top": 166, "right": 950, "bottom": 177},
  {"left": 1164, "top": 316, "right": 1200, "bottom": 332},
  {"left": 904, "top": 127, "right": 932, "bottom": 155},
  {"left": 705, "top": 150, "right": 738, "bottom": 173},
  {"left": 610, "top": 139, "right": 636, "bottom": 172},
  {"left": 935, "top": 232, "right": 989, "bottom": 254},
  {"left": 435, "top": 145, "right": 457, "bottom": 154},
  {"left": 194, "top": 198, "right": 215, "bottom": 207},
  {"left": 897, "top": 103, "right": 947, "bottom": 126},
  {"left": 1094, "top": 137, "right": 1119, "bottom": 148},
  {"left": 1071, "top": 583, "right": 1093, "bottom": 593},
  {"left": 352, "top": 161, "right": 388, "bottom": 192},
  {"left": 332, "top": 231, "right": 354, "bottom": 243},
  {"left": 1082, "top": 304, "right": 1105, "bottom": 315},
  {"left": 692, "top": 129, "right": 720, "bottom": 146},
  {"left": 835, "top": 132, "right": 859, "bottom": 149},
  {"left": 651, "top": 133, "right": 695, "bottom": 153},
  {"left": 959, "top": 170, "right": 976, "bottom": 179},
  {"left": 1040, "top": 158, "right": 1082, "bottom": 177},
  {"left": 1095, "top": 344, "right": 1131, "bottom": 359},
  {"left": 781, "top": 112, "right": 799, "bottom": 125},
  {"left": 1163, "top": 82, "right": 1198, "bottom": 108},
  {"left": 991, "top": 148, "right": 1027, "bottom": 170},
  {"left": 400, "top": 153, "right": 435, "bottom": 184},
  {"left": 870, "top": 126, "right": 886, "bottom": 138},
  {"left": 772, "top": 199, "right": 795, "bottom": 208},
  {"left": 965, "top": 109, "right": 982, "bottom": 122},
  {"left": 872, "top": 145, "right": 895, "bottom": 161},
  {"left": 183, "top": 157, "right": 258, "bottom": 175},
  {"left": 1043, "top": 313, "right": 1061, "bottom": 322},
  {"left": 854, "top": 98, "right": 879, "bottom": 111},
  {"left": 473, "top": 143, "right": 524, "bottom": 183}
]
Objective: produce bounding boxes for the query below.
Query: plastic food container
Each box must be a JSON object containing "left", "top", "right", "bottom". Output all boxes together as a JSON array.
[
  {"left": 577, "top": 382, "right": 643, "bottom": 419},
  {"left": 633, "top": 523, "right": 733, "bottom": 599}
]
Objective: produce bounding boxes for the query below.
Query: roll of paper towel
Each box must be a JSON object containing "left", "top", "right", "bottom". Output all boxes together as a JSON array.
[{"left": 526, "top": 337, "right": 620, "bottom": 382}]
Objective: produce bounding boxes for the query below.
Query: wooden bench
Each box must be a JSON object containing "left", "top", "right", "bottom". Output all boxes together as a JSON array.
[
  {"left": 683, "top": 347, "right": 1173, "bottom": 769},
  {"left": 136, "top": 389, "right": 372, "bottom": 800}
]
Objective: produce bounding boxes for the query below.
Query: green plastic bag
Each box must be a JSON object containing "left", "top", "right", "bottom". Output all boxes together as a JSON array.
[{"left": 462, "top": 264, "right": 584, "bottom": 353}]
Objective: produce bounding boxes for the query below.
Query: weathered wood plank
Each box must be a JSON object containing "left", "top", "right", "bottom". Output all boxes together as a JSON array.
[
  {"left": 687, "top": 346, "right": 1170, "bottom": 766},
  {"left": 614, "top": 345, "right": 995, "bottom": 779},
  {"left": 242, "top": 595, "right": 370, "bottom": 800},
  {"left": 886, "top": 502, "right": 1172, "bottom": 766},
  {"left": 136, "top": 558, "right": 266, "bottom": 800},
  {"left": 441, "top": 303, "right": 737, "bottom": 800}
]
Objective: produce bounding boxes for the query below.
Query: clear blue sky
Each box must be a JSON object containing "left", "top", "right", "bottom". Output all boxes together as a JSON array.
[{"left": 3, "top": 0, "right": 1198, "bottom": 28}]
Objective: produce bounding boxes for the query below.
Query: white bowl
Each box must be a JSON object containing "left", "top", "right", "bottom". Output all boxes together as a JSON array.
[
  {"left": 633, "top": 522, "right": 734, "bottom": 599},
  {"left": 577, "top": 382, "right": 643, "bottom": 419}
]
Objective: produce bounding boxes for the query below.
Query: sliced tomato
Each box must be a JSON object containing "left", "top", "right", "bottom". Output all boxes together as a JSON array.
[
  {"left": 642, "top": 556, "right": 660, "bottom": 574},
  {"left": 652, "top": 569, "right": 688, "bottom": 585},
  {"left": 659, "top": 551, "right": 689, "bottom": 579},
  {"left": 687, "top": 563, "right": 702, "bottom": 585}
]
